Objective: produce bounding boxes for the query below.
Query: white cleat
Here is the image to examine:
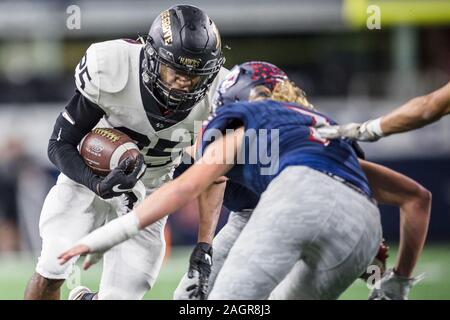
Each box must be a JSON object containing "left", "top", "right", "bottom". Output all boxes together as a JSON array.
[{"left": 68, "top": 286, "right": 93, "bottom": 300}]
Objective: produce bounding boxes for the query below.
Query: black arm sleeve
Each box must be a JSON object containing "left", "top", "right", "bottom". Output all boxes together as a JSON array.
[{"left": 47, "top": 90, "right": 106, "bottom": 191}]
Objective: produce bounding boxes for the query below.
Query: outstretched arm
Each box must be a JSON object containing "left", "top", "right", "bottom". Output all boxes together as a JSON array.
[
  {"left": 318, "top": 81, "right": 450, "bottom": 141},
  {"left": 360, "top": 159, "right": 431, "bottom": 278},
  {"left": 380, "top": 81, "right": 450, "bottom": 135},
  {"left": 360, "top": 160, "right": 431, "bottom": 300},
  {"left": 136, "top": 126, "right": 242, "bottom": 229},
  {"left": 58, "top": 127, "right": 244, "bottom": 267}
]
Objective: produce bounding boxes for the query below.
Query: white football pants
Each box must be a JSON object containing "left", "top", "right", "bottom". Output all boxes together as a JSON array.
[{"left": 35, "top": 173, "right": 166, "bottom": 300}]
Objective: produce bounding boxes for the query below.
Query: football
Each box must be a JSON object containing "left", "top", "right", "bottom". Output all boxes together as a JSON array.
[{"left": 79, "top": 128, "right": 141, "bottom": 176}]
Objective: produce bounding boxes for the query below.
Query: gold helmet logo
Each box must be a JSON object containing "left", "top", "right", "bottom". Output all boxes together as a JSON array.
[
  {"left": 178, "top": 57, "right": 201, "bottom": 68},
  {"left": 160, "top": 10, "right": 173, "bottom": 45}
]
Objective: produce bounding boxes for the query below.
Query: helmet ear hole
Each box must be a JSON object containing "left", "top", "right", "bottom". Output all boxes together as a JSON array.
[{"left": 249, "top": 85, "right": 272, "bottom": 102}]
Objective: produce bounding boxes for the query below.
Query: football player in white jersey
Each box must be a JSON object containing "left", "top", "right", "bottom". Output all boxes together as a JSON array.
[{"left": 24, "top": 4, "right": 228, "bottom": 300}]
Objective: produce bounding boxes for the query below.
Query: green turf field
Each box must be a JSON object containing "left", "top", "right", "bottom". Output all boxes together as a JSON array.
[{"left": 0, "top": 244, "right": 449, "bottom": 300}]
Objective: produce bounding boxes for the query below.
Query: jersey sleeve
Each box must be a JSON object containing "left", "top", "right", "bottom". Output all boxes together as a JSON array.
[
  {"left": 75, "top": 44, "right": 101, "bottom": 105},
  {"left": 74, "top": 40, "right": 130, "bottom": 111},
  {"left": 47, "top": 90, "right": 105, "bottom": 191}
]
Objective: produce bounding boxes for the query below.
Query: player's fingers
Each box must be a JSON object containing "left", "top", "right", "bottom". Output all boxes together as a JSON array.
[
  {"left": 58, "top": 253, "right": 72, "bottom": 265},
  {"left": 117, "top": 157, "right": 132, "bottom": 171},
  {"left": 198, "top": 284, "right": 208, "bottom": 300},
  {"left": 58, "top": 248, "right": 82, "bottom": 265},
  {"left": 186, "top": 284, "right": 199, "bottom": 299},
  {"left": 83, "top": 260, "right": 92, "bottom": 270},
  {"left": 58, "top": 249, "right": 76, "bottom": 263},
  {"left": 131, "top": 154, "right": 146, "bottom": 179},
  {"left": 339, "top": 123, "right": 362, "bottom": 138},
  {"left": 199, "top": 291, "right": 207, "bottom": 300},
  {"left": 59, "top": 244, "right": 90, "bottom": 264},
  {"left": 188, "top": 288, "right": 202, "bottom": 300},
  {"left": 82, "top": 252, "right": 103, "bottom": 270},
  {"left": 316, "top": 126, "right": 341, "bottom": 139},
  {"left": 125, "top": 192, "right": 138, "bottom": 209},
  {"left": 213, "top": 176, "right": 228, "bottom": 184}
]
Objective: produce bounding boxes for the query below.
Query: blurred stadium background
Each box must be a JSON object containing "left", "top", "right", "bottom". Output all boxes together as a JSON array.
[{"left": 0, "top": 0, "right": 449, "bottom": 299}]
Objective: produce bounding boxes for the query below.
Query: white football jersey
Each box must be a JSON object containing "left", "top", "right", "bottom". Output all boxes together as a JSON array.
[{"left": 75, "top": 39, "right": 229, "bottom": 188}]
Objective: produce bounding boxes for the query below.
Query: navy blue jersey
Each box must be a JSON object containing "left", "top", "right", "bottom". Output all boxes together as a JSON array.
[
  {"left": 223, "top": 182, "right": 259, "bottom": 212},
  {"left": 201, "top": 100, "right": 371, "bottom": 197},
  {"left": 174, "top": 156, "right": 260, "bottom": 211}
]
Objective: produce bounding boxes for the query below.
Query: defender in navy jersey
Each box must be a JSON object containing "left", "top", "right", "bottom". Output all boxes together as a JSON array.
[
  {"left": 173, "top": 62, "right": 429, "bottom": 300},
  {"left": 201, "top": 99, "right": 371, "bottom": 197},
  {"left": 59, "top": 62, "right": 430, "bottom": 300}
]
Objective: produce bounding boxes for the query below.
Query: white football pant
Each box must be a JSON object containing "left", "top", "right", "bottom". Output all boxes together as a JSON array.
[{"left": 35, "top": 173, "right": 167, "bottom": 300}]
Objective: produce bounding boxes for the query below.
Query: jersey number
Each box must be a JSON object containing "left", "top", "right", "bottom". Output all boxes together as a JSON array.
[
  {"left": 286, "top": 106, "right": 330, "bottom": 146},
  {"left": 115, "top": 127, "right": 191, "bottom": 167},
  {"left": 77, "top": 53, "right": 92, "bottom": 90}
]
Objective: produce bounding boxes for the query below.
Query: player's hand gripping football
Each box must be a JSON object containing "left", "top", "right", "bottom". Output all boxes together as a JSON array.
[
  {"left": 96, "top": 154, "right": 146, "bottom": 199},
  {"left": 317, "top": 118, "right": 384, "bottom": 142},
  {"left": 185, "top": 242, "right": 213, "bottom": 300}
]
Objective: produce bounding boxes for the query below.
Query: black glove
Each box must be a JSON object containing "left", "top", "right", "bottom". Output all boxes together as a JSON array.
[
  {"left": 95, "top": 154, "right": 146, "bottom": 199},
  {"left": 186, "top": 242, "right": 213, "bottom": 300},
  {"left": 124, "top": 191, "right": 139, "bottom": 210}
]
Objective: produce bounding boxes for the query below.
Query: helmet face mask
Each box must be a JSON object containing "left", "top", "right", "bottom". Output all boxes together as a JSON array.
[
  {"left": 142, "top": 5, "right": 225, "bottom": 118},
  {"left": 159, "top": 64, "right": 202, "bottom": 93}
]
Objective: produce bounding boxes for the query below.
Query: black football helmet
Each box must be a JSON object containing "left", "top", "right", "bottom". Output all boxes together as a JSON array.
[{"left": 142, "top": 5, "right": 225, "bottom": 120}]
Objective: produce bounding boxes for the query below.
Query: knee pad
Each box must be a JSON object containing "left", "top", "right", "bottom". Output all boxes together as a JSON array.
[{"left": 36, "top": 241, "right": 77, "bottom": 280}]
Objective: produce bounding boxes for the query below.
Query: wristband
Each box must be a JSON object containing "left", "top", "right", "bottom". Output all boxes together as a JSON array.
[
  {"left": 366, "top": 117, "right": 385, "bottom": 137},
  {"left": 77, "top": 210, "right": 140, "bottom": 252}
]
